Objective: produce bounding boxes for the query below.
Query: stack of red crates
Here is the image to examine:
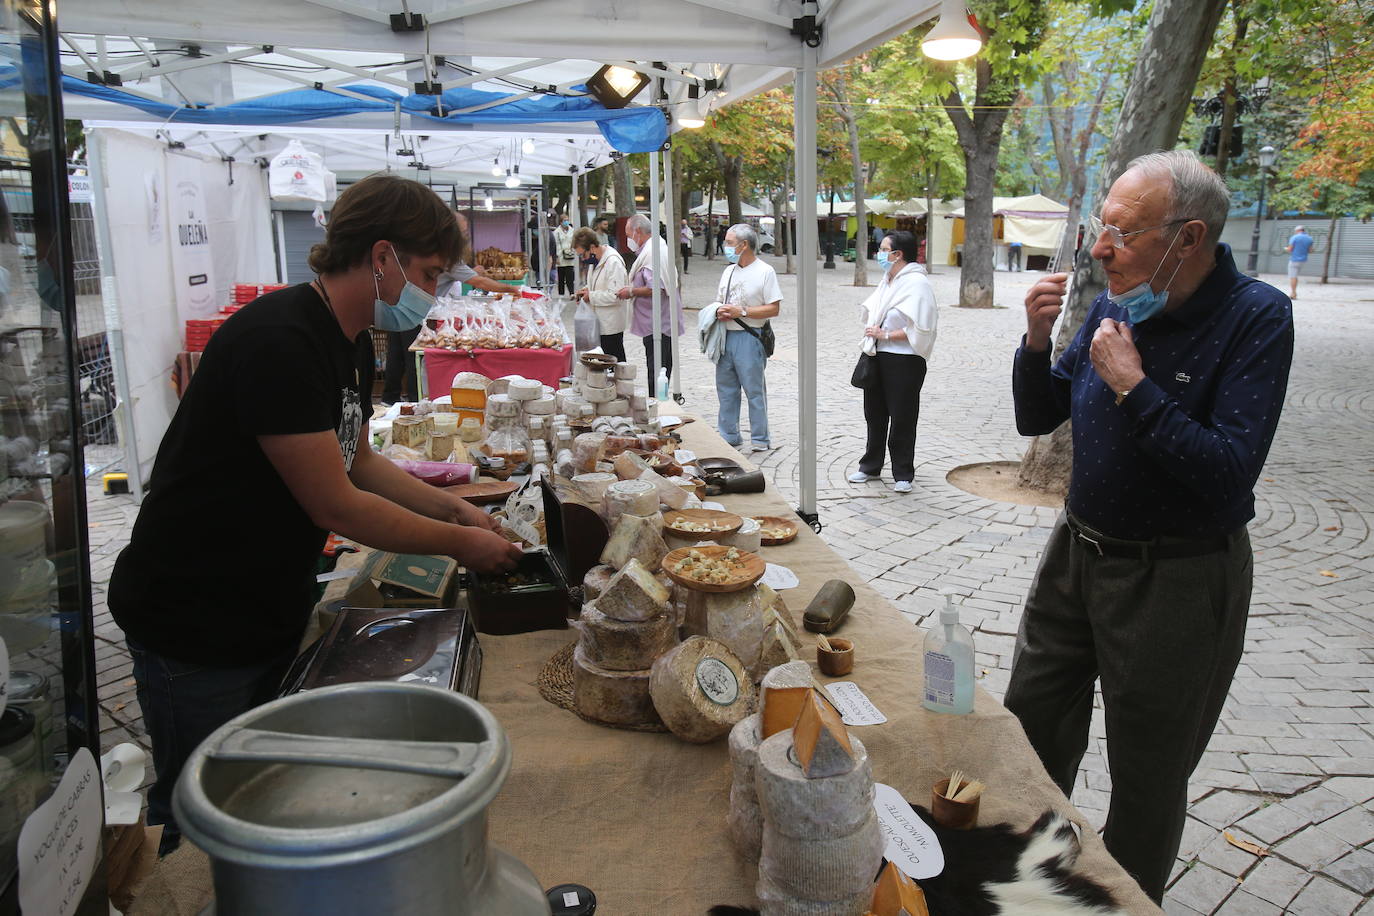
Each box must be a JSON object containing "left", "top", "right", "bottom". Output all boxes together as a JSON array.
[
  {"left": 184, "top": 317, "right": 226, "bottom": 352},
  {"left": 186, "top": 282, "right": 292, "bottom": 351}
]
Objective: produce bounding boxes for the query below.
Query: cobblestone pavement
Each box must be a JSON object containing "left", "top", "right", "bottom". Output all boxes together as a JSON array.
[{"left": 85, "top": 255, "right": 1373, "bottom": 912}]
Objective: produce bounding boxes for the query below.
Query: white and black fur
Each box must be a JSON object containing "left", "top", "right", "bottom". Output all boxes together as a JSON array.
[{"left": 711, "top": 805, "right": 1125, "bottom": 916}]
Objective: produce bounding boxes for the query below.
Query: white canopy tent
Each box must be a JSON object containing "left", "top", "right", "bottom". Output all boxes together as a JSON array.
[
  {"left": 688, "top": 200, "right": 770, "bottom": 218},
  {"left": 59, "top": 0, "right": 947, "bottom": 524},
  {"left": 948, "top": 193, "right": 1071, "bottom": 264}
]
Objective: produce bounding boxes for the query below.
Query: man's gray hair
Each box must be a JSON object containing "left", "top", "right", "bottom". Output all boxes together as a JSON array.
[
  {"left": 1124, "top": 150, "right": 1230, "bottom": 247},
  {"left": 627, "top": 213, "right": 651, "bottom": 235},
  {"left": 729, "top": 223, "right": 758, "bottom": 252}
]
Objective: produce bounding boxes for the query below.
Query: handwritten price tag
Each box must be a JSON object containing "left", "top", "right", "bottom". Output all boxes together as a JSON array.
[
  {"left": 824, "top": 681, "right": 887, "bottom": 725},
  {"left": 19, "top": 747, "right": 101, "bottom": 916},
  {"left": 872, "top": 782, "right": 944, "bottom": 880}
]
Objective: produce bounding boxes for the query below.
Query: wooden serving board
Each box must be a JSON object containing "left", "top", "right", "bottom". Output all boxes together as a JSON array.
[
  {"left": 662, "top": 544, "right": 765, "bottom": 593},
  {"left": 448, "top": 480, "right": 520, "bottom": 504},
  {"left": 663, "top": 508, "right": 743, "bottom": 540},
  {"left": 754, "top": 515, "right": 799, "bottom": 547}
]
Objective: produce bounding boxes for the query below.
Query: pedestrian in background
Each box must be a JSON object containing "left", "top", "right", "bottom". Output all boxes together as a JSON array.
[
  {"left": 553, "top": 216, "right": 576, "bottom": 296},
  {"left": 680, "top": 218, "right": 693, "bottom": 275},
  {"left": 618, "top": 213, "right": 685, "bottom": 383},
  {"left": 712, "top": 223, "right": 781, "bottom": 452},
  {"left": 1286, "top": 225, "right": 1314, "bottom": 299},
  {"left": 716, "top": 222, "right": 727, "bottom": 255},
  {"left": 572, "top": 227, "right": 628, "bottom": 361},
  {"left": 847, "top": 231, "right": 936, "bottom": 494}
]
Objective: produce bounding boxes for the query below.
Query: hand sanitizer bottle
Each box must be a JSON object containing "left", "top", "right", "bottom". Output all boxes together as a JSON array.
[
  {"left": 656, "top": 367, "right": 669, "bottom": 401},
  {"left": 922, "top": 593, "right": 975, "bottom": 714}
]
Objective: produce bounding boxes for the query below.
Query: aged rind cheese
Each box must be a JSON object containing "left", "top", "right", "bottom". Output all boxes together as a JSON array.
[
  {"left": 683, "top": 587, "right": 768, "bottom": 673},
  {"left": 578, "top": 602, "right": 677, "bottom": 671},
  {"left": 871, "top": 861, "right": 931, "bottom": 916},
  {"left": 581, "top": 564, "right": 616, "bottom": 601},
  {"left": 391, "top": 416, "right": 429, "bottom": 448},
  {"left": 793, "top": 690, "right": 856, "bottom": 778},
  {"left": 571, "top": 644, "right": 661, "bottom": 727},
  {"left": 754, "top": 869, "right": 872, "bottom": 916},
  {"left": 583, "top": 385, "right": 617, "bottom": 403},
  {"left": 595, "top": 398, "right": 630, "bottom": 416},
  {"left": 759, "top": 811, "right": 884, "bottom": 901},
  {"left": 755, "top": 732, "right": 874, "bottom": 840},
  {"left": 600, "top": 512, "right": 669, "bottom": 572},
  {"left": 649, "top": 636, "right": 756, "bottom": 743},
  {"left": 613, "top": 361, "right": 638, "bottom": 380},
  {"left": 572, "top": 472, "right": 617, "bottom": 503},
  {"left": 613, "top": 451, "right": 651, "bottom": 481},
  {"left": 604, "top": 479, "right": 659, "bottom": 525},
  {"left": 729, "top": 712, "right": 763, "bottom": 793},
  {"left": 638, "top": 468, "right": 688, "bottom": 509},
  {"left": 597, "top": 558, "right": 671, "bottom": 622},
  {"left": 582, "top": 370, "right": 614, "bottom": 389},
  {"left": 485, "top": 393, "right": 519, "bottom": 417},
  {"left": 507, "top": 378, "right": 542, "bottom": 400},
  {"left": 615, "top": 378, "right": 636, "bottom": 397},
  {"left": 756, "top": 619, "right": 801, "bottom": 674},
  {"left": 728, "top": 783, "right": 764, "bottom": 859},
  {"left": 524, "top": 393, "right": 557, "bottom": 415},
  {"left": 426, "top": 432, "right": 456, "bottom": 461}
]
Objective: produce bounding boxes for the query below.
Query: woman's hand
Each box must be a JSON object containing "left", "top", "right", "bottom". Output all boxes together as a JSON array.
[
  {"left": 863, "top": 325, "right": 883, "bottom": 339},
  {"left": 616, "top": 286, "right": 633, "bottom": 300},
  {"left": 716, "top": 303, "right": 743, "bottom": 321}
]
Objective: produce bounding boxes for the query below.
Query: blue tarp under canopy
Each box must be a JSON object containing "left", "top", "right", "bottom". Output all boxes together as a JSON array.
[{"left": 15, "top": 67, "right": 667, "bottom": 153}]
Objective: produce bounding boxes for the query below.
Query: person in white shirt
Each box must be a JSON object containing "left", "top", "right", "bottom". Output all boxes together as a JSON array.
[
  {"left": 553, "top": 217, "right": 577, "bottom": 295},
  {"left": 712, "top": 223, "right": 782, "bottom": 452},
  {"left": 572, "top": 226, "right": 629, "bottom": 361},
  {"left": 847, "top": 230, "right": 937, "bottom": 494},
  {"left": 680, "top": 218, "right": 694, "bottom": 275}
]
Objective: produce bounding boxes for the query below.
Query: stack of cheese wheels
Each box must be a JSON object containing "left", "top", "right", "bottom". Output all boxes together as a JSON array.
[
  {"left": 576, "top": 359, "right": 637, "bottom": 418},
  {"left": 572, "top": 558, "right": 677, "bottom": 728},
  {"left": 754, "top": 690, "right": 880, "bottom": 916}
]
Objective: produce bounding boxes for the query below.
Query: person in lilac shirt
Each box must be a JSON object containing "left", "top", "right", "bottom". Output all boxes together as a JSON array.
[{"left": 617, "top": 213, "right": 685, "bottom": 384}]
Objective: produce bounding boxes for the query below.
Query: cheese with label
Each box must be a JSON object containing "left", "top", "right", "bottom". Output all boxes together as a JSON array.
[
  {"left": 793, "top": 689, "right": 855, "bottom": 778},
  {"left": 754, "top": 869, "right": 872, "bottom": 916},
  {"left": 728, "top": 783, "right": 764, "bottom": 859},
  {"left": 760, "top": 811, "right": 884, "bottom": 901},
  {"left": 571, "top": 644, "right": 661, "bottom": 727},
  {"left": 581, "top": 564, "right": 616, "bottom": 601},
  {"left": 578, "top": 602, "right": 677, "bottom": 671},
  {"left": 755, "top": 731, "right": 874, "bottom": 840},
  {"left": 600, "top": 512, "right": 669, "bottom": 572},
  {"left": 649, "top": 636, "right": 756, "bottom": 743},
  {"left": 597, "top": 558, "right": 671, "bottom": 622}
]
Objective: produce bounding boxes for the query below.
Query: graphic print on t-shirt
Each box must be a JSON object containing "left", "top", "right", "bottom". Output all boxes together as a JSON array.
[{"left": 337, "top": 386, "right": 362, "bottom": 471}]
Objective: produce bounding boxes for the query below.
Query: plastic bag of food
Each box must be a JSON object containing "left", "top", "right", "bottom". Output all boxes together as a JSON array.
[{"left": 388, "top": 458, "right": 479, "bottom": 487}]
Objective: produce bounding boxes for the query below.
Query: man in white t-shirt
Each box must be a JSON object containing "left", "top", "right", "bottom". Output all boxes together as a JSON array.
[{"left": 712, "top": 224, "right": 781, "bottom": 451}]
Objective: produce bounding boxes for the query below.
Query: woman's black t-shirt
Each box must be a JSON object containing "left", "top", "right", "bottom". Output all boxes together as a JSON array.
[{"left": 109, "top": 284, "right": 373, "bottom": 666}]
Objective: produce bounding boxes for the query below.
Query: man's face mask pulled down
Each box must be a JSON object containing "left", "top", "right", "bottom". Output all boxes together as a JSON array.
[{"left": 1105, "top": 223, "right": 1188, "bottom": 325}]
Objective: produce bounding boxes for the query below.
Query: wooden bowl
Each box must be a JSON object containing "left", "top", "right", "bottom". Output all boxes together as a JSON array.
[
  {"left": 579, "top": 352, "right": 619, "bottom": 369},
  {"left": 631, "top": 449, "right": 682, "bottom": 477},
  {"left": 662, "top": 544, "right": 766, "bottom": 593},
  {"left": 663, "top": 508, "right": 743, "bottom": 541},
  {"left": 754, "top": 515, "right": 799, "bottom": 546}
]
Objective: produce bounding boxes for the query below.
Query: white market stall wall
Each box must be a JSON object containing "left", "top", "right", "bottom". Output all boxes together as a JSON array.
[{"left": 91, "top": 127, "right": 276, "bottom": 484}]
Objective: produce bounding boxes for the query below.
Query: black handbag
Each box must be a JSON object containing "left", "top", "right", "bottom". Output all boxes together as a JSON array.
[
  {"left": 850, "top": 353, "right": 878, "bottom": 389},
  {"left": 722, "top": 265, "right": 776, "bottom": 357}
]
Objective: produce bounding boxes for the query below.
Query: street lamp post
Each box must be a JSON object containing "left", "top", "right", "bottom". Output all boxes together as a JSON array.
[
  {"left": 823, "top": 185, "right": 837, "bottom": 269},
  {"left": 1246, "top": 144, "right": 1277, "bottom": 276}
]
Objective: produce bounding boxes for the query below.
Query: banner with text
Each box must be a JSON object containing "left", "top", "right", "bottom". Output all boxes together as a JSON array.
[{"left": 166, "top": 153, "right": 218, "bottom": 321}]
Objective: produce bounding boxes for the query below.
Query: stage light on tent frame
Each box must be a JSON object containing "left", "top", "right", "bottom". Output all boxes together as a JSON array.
[
  {"left": 586, "top": 64, "right": 650, "bottom": 109},
  {"left": 921, "top": 0, "right": 983, "bottom": 61},
  {"left": 505, "top": 167, "right": 521, "bottom": 189}
]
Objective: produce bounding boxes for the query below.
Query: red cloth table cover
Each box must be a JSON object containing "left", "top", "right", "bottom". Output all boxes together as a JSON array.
[{"left": 422, "top": 345, "right": 573, "bottom": 394}]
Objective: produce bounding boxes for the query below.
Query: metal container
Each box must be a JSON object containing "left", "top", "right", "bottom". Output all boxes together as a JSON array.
[{"left": 173, "top": 682, "right": 550, "bottom": 915}]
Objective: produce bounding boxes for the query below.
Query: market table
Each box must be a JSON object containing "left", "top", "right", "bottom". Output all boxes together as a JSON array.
[
  {"left": 127, "top": 419, "right": 1158, "bottom": 915},
  {"left": 417, "top": 344, "right": 573, "bottom": 398}
]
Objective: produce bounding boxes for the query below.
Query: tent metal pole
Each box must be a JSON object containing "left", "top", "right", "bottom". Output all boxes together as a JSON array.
[
  {"left": 87, "top": 129, "right": 145, "bottom": 503},
  {"left": 794, "top": 57, "right": 819, "bottom": 523},
  {"left": 649, "top": 149, "right": 663, "bottom": 397},
  {"left": 537, "top": 194, "right": 550, "bottom": 290},
  {"left": 570, "top": 166, "right": 581, "bottom": 292},
  {"left": 273, "top": 211, "right": 289, "bottom": 283},
  {"left": 523, "top": 195, "right": 532, "bottom": 285},
  {"left": 662, "top": 144, "right": 681, "bottom": 398}
]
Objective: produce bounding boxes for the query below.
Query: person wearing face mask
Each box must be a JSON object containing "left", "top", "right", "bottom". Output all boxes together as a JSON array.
[
  {"left": 711, "top": 223, "right": 782, "bottom": 452},
  {"left": 554, "top": 215, "right": 577, "bottom": 296},
  {"left": 1006, "top": 151, "right": 1294, "bottom": 903},
  {"left": 107, "top": 175, "right": 523, "bottom": 855},
  {"left": 572, "top": 226, "right": 628, "bottom": 360},
  {"left": 617, "top": 213, "right": 685, "bottom": 383},
  {"left": 847, "top": 231, "right": 936, "bottom": 494}
]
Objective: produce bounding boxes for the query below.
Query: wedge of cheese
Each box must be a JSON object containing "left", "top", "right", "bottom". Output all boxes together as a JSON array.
[
  {"left": 596, "top": 558, "right": 671, "bottom": 622},
  {"left": 599, "top": 512, "right": 668, "bottom": 572},
  {"left": 870, "top": 861, "right": 931, "bottom": 916},
  {"left": 649, "top": 636, "right": 755, "bottom": 743}
]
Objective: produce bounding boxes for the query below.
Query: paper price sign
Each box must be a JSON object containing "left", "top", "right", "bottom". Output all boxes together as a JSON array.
[
  {"left": 872, "top": 782, "right": 944, "bottom": 880},
  {"left": 824, "top": 681, "right": 886, "bottom": 725},
  {"left": 19, "top": 748, "right": 102, "bottom": 916}
]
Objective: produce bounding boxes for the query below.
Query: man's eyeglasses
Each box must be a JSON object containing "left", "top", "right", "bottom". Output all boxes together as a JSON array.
[{"left": 1088, "top": 214, "right": 1193, "bottom": 249}]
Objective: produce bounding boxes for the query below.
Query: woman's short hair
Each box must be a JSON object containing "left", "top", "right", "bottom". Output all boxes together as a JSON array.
[
  {"left": 883, "top": 230, "right": 919, "bottom": 264},
  {"left": 307, "top": 174, "right": 463, "bottom": 274},
  {"left": 571, "top": 227, "right": 600, "bottom": 251}
]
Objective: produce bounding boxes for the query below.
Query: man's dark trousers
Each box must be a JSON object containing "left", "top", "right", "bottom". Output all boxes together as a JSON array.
[{"left": 1004, "top": 513, "right": 1251, "bottom": 902}]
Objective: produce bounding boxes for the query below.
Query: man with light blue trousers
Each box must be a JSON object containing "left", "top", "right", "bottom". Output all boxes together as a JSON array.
[{"left": 711, "top": 224, "right": 781, "bottom": 452}]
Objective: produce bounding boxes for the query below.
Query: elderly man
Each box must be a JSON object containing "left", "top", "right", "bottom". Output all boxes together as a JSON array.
[
  {"left": 617, "top": 213, "right": 685, "bottom": 383},
  {"left": 712, "top": 223, "right": 781, "bottom": 452},
  {"left": 1005, "top": 151, "right": 1294, "bottom": 902}
]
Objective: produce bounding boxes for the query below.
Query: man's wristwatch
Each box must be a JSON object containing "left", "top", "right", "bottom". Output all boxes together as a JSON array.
[{"left": 741, "top": 305, "right": 749, "bottom": 319}]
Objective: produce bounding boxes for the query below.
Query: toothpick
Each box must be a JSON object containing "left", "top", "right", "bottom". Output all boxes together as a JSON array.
[{"left": 817, "top": 634, "right": 834, "bottom": 652}]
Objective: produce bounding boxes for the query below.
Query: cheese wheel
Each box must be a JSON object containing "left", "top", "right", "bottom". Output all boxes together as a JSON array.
[
  {"left": 596, "top": 398, "right": 630, "bottom": 416},
  {"left": 754, "top": 864, "right": 873, "bottom": 916},
  {"left": 507, "top": 378, "right": 542, "bottom": 401},
  {"left": 583, "top": 370, "right": 614, "bottom": 389},
  {"left": 485, "top": 393, "right": 519, "bottom": 417},
  {"left": 729, "top": 712, "right": 763, "bottom": 790},
  {"left": 728, "top": 784, "right": 764, "bottom": 859},
  {"left": 682, "top": 587, "right": 767, "bottom": 673},
  {"left": 578, "top": 602, "right": 677, "bottom": 671},
  {"left": 637, "top": 467, "right": 688, "bottom": 509},
  {"left": 604, "top": 479, "right": 659, "bottom": 525},
  {"left": 582, "top": 564, "right": 616, "bottom": 601},
  {"left": 574, "top": 362, "right": 589, "bottom": 380},
  {"left": 722, "top": 517, "right": 762, "bottom": 552},
  {"left": 571, "top": 644, "right": 660, "bottom": 728},
  {"left": 629, "top": 393, "right": 648, "bottom": 410},
  {"left": 524, "top": 393, "right": 557, "bottom": 415},
  {"left": 755, "top": 732, "right": 874, "bottom": 840},
  {"left": 583, "top": 385, "right": 617, "bottom": 404},
  {"left": 615, "top": 378, "right": 636, "bottom": 397},
  {"left": 649, "top": 636, "right": 756, "bottom": 744},
  {"left": 759, "top": 812, "right": 884, "bottom": 900},
  {"left": 613, "top": 362, "right": 638, "bottom": 380},
  {"left": 600, "top": 512, "right": 668, "bottom": 572},
  {"left": 572, "top": 472, "right": 617, "bottom": 503}
]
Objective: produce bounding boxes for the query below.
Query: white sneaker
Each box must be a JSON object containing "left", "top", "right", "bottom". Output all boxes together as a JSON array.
[
  {"left": 893, "top": 480, "right": 912, "bottom": 494},
  {"left": 847, "top": 471, "right": 871, "bottom": 483},
  {"left": 750, "top": 443, "right": 771, "bottom": 453}
]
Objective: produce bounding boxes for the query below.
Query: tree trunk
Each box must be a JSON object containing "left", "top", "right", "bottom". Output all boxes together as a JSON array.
[
  {"left": 1017, "top": 0, "right": 1228, "bottom": 493},
  {"left": 1214, "top": 11, "right": 1249, "bottom": 177},
  {"left": 712, "top": 141, "right": 743, "bottom": 225},
  {"left": 612, "top": 157, "right": 635, "bottom": 219},
  {"left": 827, "top": 72, "right": 870, "bottom": 287},
  {"left": 705, "top": 181, "right": 716, "bottom": 260},
  {"left": 943, "top": 59, "right": 1012, "bottom": 309},
  {"left": 924, "top": 163, "right": 937, "bottom": 274},
  {"left": 781, "top": 154, "right": 794, "bottom": 274},
  {"left": 1320, "top": 212, "right": 1337, "bottom": 283}
]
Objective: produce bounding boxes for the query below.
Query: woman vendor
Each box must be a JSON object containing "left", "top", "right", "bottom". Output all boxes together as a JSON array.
[{"left": 108, "top": 174, "right": 523, "bottom": 855}]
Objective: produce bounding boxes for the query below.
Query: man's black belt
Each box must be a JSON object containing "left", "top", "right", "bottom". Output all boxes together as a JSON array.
[{"left": 1065, "top": 512, "right": 1233, "bottom": 561}]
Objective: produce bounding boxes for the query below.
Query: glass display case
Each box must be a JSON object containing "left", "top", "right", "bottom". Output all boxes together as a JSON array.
[{"left": 0, "top": 1, "right": 105, "bottom": 912}]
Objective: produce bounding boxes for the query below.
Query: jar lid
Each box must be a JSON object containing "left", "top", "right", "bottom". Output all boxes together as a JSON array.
[
  {"left": 0, "top": 708, "right": 35, "bottom": 746},
  {"left": 546, "top": 883, "right": 596, "bottom": 915}
]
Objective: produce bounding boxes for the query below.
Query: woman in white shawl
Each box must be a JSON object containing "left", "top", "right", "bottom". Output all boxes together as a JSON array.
[{"left": 847, "top": 230, "right": 937, "bottom": 494}]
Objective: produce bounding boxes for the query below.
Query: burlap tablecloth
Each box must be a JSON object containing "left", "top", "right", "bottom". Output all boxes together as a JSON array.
[{"left": 130, "top": 417, "right": 1159, "bottom": 914}]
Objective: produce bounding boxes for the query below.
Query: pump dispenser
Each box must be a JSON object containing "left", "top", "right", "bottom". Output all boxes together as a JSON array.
[{"left": 922, "top": 593, "right": 975, "bottom": 714}]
